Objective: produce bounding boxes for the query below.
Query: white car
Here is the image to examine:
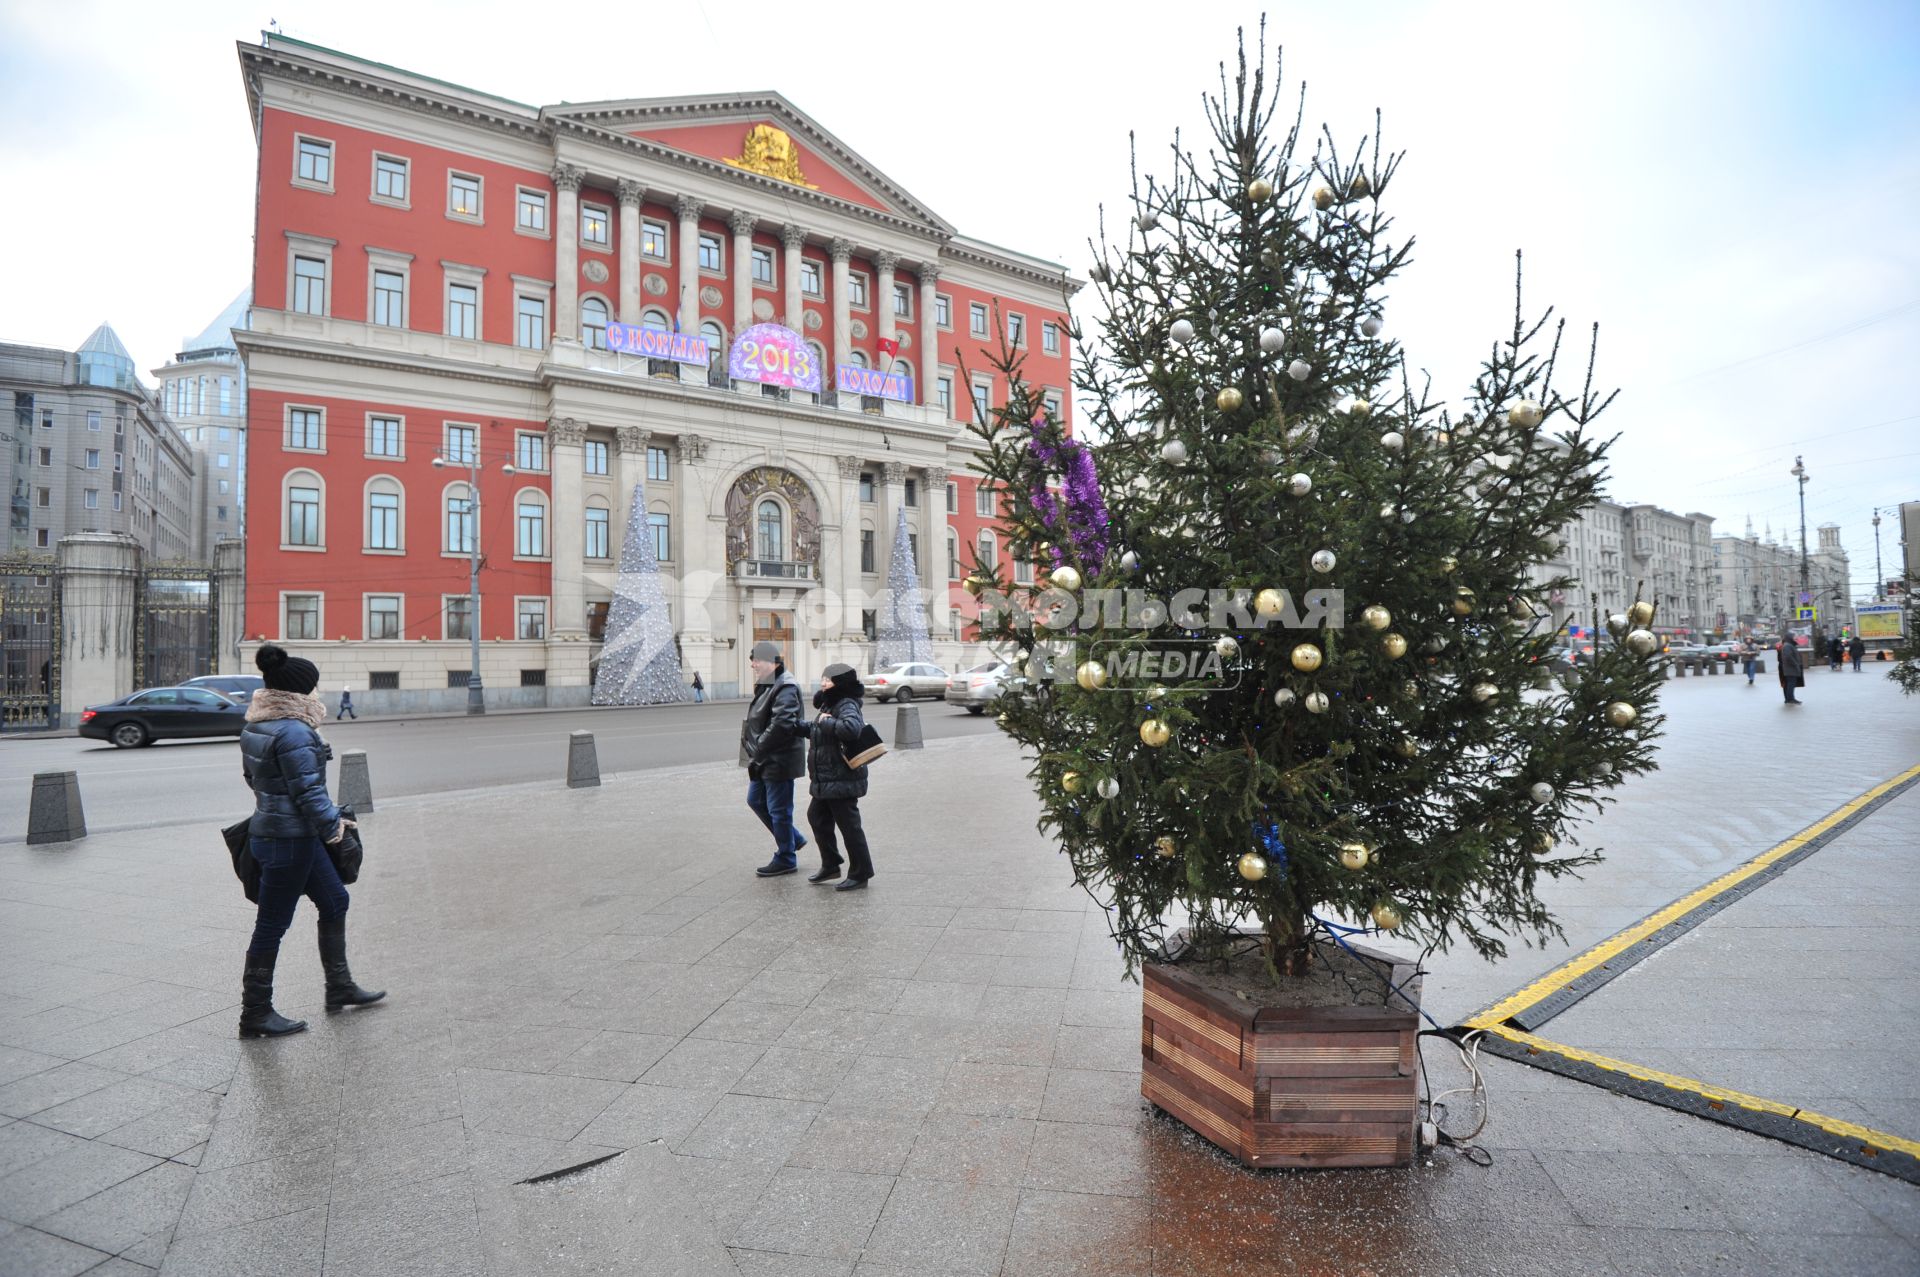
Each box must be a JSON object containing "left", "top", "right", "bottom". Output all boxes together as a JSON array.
[
  {"left": 946, "top": 661, "right": 1011, "bottom": 714},
  {"left": 867, "top": 662, "right": 950, "bottom": 703}
]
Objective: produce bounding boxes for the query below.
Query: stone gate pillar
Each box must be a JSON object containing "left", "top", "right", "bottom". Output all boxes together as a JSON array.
[
  {"left": 214, "top": 538, "right": 245, "bottom": 674},
  {"left": 58, "top": 533, "right": 142, "bottom": 727}
]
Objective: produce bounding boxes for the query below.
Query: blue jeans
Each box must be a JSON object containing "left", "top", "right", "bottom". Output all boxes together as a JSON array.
[
  {"left": 248, "top": 835, "right": 348, "bottom": 961},
  {"left": 693, "top": 688, "right": 705, "bottom": 702},
  {"left": 747, "top": 778, "right": 800, "bottom": 868}
]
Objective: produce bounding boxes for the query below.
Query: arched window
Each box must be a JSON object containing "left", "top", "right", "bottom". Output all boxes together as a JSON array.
[
  {"left": 701, "top": 320, "right": 727, "bottom": 387},
  {"left": 756, "top": 498, "right": 784, "bottom": 562},
  {"left": 847, "top": 349, "right": 869, "bottom": 368},
  {"left": 515, "top": 488, "right": 549, "bottom": 559},
  {"left": 444, "top": 482, "right": 475, "bottom": 554},
  {"left": 976, "top": 528, "right": 997, "bottom": 574},
  {"left": 364, "top": 475, "right": 403, "bottom": 552},
  {"left": 283, "top": 469, "right": 324, "bottom": 549},
  {"left": 581, "top": 297, "right": 609, "bottom": 350},
  {"left": 946, "top": 527, "right": 958, "bottom": 580},
  {"left": 807, "top": 341, "right": 828, "bottom": 403},
  {"left": 640, "top": 308, "right": 672, "bottom": 332}
]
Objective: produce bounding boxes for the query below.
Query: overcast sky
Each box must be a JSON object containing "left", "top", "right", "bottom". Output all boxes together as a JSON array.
[{"left": 3, "top": 0, "right": 1915, "bottom": 595}]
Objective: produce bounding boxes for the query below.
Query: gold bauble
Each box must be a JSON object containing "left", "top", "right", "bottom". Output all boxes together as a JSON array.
[
  {"left": 1050, "top": 564, "right": 1083, "bottom": 592},
  {"left": 1237, "top": 852, "right": 1269, "bottom": 881},
  {"left": 1471, "top": 682, "right": 1500, "bottom": 704},
  {"left": 1626, "top": 629, "right": 1658, "bottom": 657},
  {"left": 1401, "top": 679, "right": 1421, "bottom": 699},
  {"left": 1529, "top": 832, "right": 1556, "bottom": 856},
  {"left": 1605, "top": 701, "right": 1638, "bottom": 728},
  {"left": 1075, "top": 660, "right": 1108, "bottom": 691},
  {"left": 1452, "top": 587, "right": 1477, "bottom": 616},
  {"left": 1370, "top": 901, "right": 1403, "bottom": 930},
  {"left": 1139, "top": 718, "right": 1172, "bottom": 747},
  {"left": 963, "top": 575, "right": 987, "bottom": 597},
  {"left": 1254, "top": 588, "right": 1286, "bottom": 618},
  {"left": 1349, "top": 173, "right": 1372, "bottom": 198},
  {"left": 1506, "top": 399, "right": 1543, "bottom": 428},
  {"left": 1362, "top": 605, "right": 1392, "bottom": 631},
  {"left": 1348, "top": 398, "right": 1372, "bottom": 418},
  {"left": 1339, "top": 843, "right": 1371, "bottom": 871},
  {"left": 1438, "top": 555, "right": 1459, "bottom": 576},
  {"left": 1313, "top": 185, "right": 1335, "bottom": 210},
  {"left": 1155, "top": 835, "right": 1178, "bottom": 859},
  {"left": 1290, "top": 643, "right": 1323, "bottom": 673},
  {"left": 1382, "top": 633, "right": 1408, "bottom": 660},
  {"left": 1627, "top": 600, "right": 1655, "bottom": 626},
  {"left": 1303, "top": 691, "right": 1330, "bottom": 714},
  {"left": 1061, "top": 771, "right": 1082, "bottom": 794},
  {"left": 1508, "top": 595, "right": 1535, "bottom": 620},
  {"left": 1216, "top": 387, "right": 1245, "bottom": 413},
  {"left": 1246, "top": 177, "right": 1274, "bottom": 202},
  {"left": 1394, "top": 735, "right": 1419, "bottom": 758},
  {"left": 995, "top": 712, "right": 1010, "bottom": 727}
]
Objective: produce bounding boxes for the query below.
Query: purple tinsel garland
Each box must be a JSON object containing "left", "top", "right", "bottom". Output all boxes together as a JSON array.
[{"left": 1026, "top": 415, "right": 1110, "bottom": 571}]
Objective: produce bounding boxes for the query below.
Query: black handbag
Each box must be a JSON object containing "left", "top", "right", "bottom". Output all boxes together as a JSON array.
[
  {"left": 329, "top": 805, "right": 363, "bottom": 884},
  {"left": 223, "top": 816, "right": 260, "bottom": 902},
  {"left": 845, "top": 722, "right": 887, "bottom": 769}
]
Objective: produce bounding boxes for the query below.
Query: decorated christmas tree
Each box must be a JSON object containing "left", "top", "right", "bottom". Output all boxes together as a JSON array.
[
  {"left": 874, "top": 506, "right": 934, "bottom": 669},
  {"left": 966, "top": 33, "right": 1667, "bottom": 984},
  {"left": 591, "top": 488, "right": 691, "bottom": 706}
]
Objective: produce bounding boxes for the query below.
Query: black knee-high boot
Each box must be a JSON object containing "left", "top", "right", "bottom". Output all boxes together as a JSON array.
[
  {"left": 239, "top": 952, "right": 307, "bottom": 1039},
  {"left": 318, "top": 917, "right": 386, "bottom": 1011}
]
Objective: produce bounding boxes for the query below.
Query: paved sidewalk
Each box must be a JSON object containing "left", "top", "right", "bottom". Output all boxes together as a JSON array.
[{"left": 0, "top": 674, "right": 1916, "bottom": 1275}]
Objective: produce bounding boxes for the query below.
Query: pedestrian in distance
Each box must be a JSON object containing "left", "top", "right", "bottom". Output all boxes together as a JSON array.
[
  {"left": 338, "top": 682, "right": 357, "bottom": 720},
  {"left": 742, "top": 640, "right": 809, "bottom": 877},
  {"left": 237, "top": 645, "right": 384, "bottom": 1039},
  {"left": 1740, "top": 637, "right": 1757, "bottom": 685},
  {"left": 1848, "top": 634, "right": 1865, "bottom": 672},
  {"left": 1827, "top": 634, "right": 1843, "bottom": 672},
  {"left": 801, "top": 663, "right": 875, "bottom": 891},
  {"left": 692, "top": 671, "right": 705, "bottom": 703},
  {"left": 1776, "top": 635, "right": 1804, "bottom": 705}
]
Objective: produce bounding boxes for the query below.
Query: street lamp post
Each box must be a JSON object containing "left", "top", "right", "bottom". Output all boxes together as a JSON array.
[
  {"left": 433, "top": 445, "right": 515, "bottom": 715},
  {"left": 1872, "top": 511, "right": 1884, "bottom": 602},
  {"left": 1790, "top": 456, "right": 1809, "bottom": 608}
]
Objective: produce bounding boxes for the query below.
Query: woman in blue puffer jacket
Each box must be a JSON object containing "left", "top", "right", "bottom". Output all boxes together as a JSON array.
[{"left": 236, "top": 645, "right": 384, "bottom": 1038}]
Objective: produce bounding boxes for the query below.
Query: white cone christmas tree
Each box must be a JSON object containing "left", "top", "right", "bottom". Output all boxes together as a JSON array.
[
  {"left": 592, "top": 488, "right": 691, "bottom": 705},
  {"left": 874, "top": 507, "right": 933, "bottom": 669}
]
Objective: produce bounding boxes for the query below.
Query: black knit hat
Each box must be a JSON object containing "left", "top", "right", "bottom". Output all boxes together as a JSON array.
[
  {"left": 256, "top": 643, "right": 320, "bottom": 695},
  {"left": 823, "top": 662, "right": 861, "bottom": 693}
]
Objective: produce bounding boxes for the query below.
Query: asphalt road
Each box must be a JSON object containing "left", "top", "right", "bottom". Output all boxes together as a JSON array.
[{"left": 0, "top": 699, "right": 1002, "bottom": 842}]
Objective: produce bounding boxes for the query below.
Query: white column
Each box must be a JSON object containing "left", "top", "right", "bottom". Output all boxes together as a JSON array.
[
  {"left": 673, "top": 432, "right": 714, "bottom": 645},
  {"left": 552, "top": 164, "right": 584, "bottom": 343},
  {"left": 875, "top": 251, "right": 898, "bottom": 359},
  {"left": 730, "top": 210, "right": 756, "bottom": 336},
  {"left": 782, "top": 224, "right": 806, "bottom": 328},
  {"left": 616, "top": 179, "right": 643, "bottom": 326},
  {"left": 836, "top": 455, "right": 865, "bottom": 640},
  {"left": 918, "top": 264, "right": 941, "bottom": 408},
  {"left": 830, "top": 238, "right": 853, "bottom": 394},
  {"left": 674, "top": 194, "right": 701, "bottom": 333},
  {"left": 549, "top": 418, "right": 587, "bottom": 637},
  {"left": 923, "top": 465, "right": 950, "bottom": 639}
]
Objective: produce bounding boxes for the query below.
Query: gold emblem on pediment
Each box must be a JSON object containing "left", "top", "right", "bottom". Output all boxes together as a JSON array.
[{"left": 723, "top": 124, "right": 818, "bottom": 189}]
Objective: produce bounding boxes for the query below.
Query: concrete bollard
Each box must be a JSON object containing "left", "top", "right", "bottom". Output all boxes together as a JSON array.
[
  {"left": 1704, "top": 659, "right": 1718, "bottom": 675},
  {"left": 27, "top": 772, "right": 86, "bottom": 845},
  {"left": 567, "top": 731, "right": 601, "bottom": 788},
  {"left": 337, "top": 750, "right": 375, "bottom": 812},
  {"left": 894, "top": 704, "right": 925, "bottom": 751},
  {"left": 1755, "top": 657, "right": 1766, "bottom": 674}
]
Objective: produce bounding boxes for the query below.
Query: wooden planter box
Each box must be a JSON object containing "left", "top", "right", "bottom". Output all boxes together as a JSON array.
[{"left": 1141, "top": 940, "right": 1422, "bottom": 1168}]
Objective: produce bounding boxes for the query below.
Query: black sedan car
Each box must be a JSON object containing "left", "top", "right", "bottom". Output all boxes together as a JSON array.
[{"left": 79, "top": 686, "right": 250, "bottom": 748}]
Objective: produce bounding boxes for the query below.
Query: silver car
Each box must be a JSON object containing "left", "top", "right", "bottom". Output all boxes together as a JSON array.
[
  {"left": 946, "top": 661, "right": 1011, "bottom": 714},
  {"left": 867, "top": 662, "right": 950, "bottom": 703}
]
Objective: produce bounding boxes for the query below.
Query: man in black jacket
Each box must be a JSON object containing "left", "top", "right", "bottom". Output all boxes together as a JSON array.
[{"left": 743, "top": 640, "right": 808, "bottom": 877}]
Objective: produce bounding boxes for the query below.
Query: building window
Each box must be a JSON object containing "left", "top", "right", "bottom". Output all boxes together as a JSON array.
[
  {"left": 581, "top": 297, "right": 609, "bottom": 350},
  {"left": 445, "top": 489, "right": 474, "bottom": 553},
  {"left": 698, "top": 233, "right": 723, "bottom": 272},
  {"left": 970, "top": 302, "right": 989, "bottom": 338},
  {"left": 751, "top": 246, "right": 775, "bottom": 285},
  {"left": 86, "top": 410, "right": 101, "bottom": 431},
  {"left": 516, "top": 598, "right": 547, "bottom": 640},
  {"left": 218, "top": 479, "right": 230, "bottom": 495},
  {"left": 581, "top": 202, "right": 610, "bottom": 248},
  {"left": 292, "top": 256, "right": 327, "bottom": 315},
  {"left": 219, "top": 378, "right": 233, "bottom": 413},
  {"left": 1015, "top": 554, "right": 1033, "bottom": 585},
  {"left": 756, "top": 500, "right": 784, "bottom": 561},
  {"left": 286, "top": 594, "right": 320, "bottom": 640},
  {"left": 287, "top": 485, "right": 321, "bottom": 546},
  {"left": 1043, "top": 321, "right": 1061, "bottom": 354},
  {"left": 1043, "top": 390, "right": 1063, "bottom": 421},
  {"left": 584, "top": 440, "right": 608, "bottom": 475},
  {"left": 516, "top": 498, "right": 547, "bottom": 557},
  {"left": 517, "top": 187, "right": 547, "bottom": 233},
  {"left": 946, "top": 528, "right": 958, "bottom": 579},
  {"left": 904, "top": 478, "right": 918, "bottom": 507},
  {"left": 935, "top": 294, "right": 952, "bottom": 329},
  {"left": 852, "top": 472, "right": 871, "bottom": 504},
  {"left": 367, "top": 595, "right": 401, "bottom": 640},
  {"left": 516, "top": 432, "right": 547, "bottom": 472},
  {"left": 859, "top": 529, "right": 876, "bottom": 574},
  {"left": 800, "top": 260, "right": 823, "bottom": 296},
  {"left": 84, "top": 489, "right": 98, "bottom": 510},
  {"left": 861, "top": 609, "right": 876, "bottom": 641},
  {"left": 585, "top": 507, "right": 610, "bottom": 559},
  {"left": 372, "top": 269, "right": 405, "bottom": 327},
  {"left": 368, "top": 488, "right": 400, "bottom": 551},
  {"left": 971, "top": 378, "right": 991, "bottom": 422},
  {"left": 112, "top": 492, "right": 122, "bottom": 511},
  {"left": 515, "top": 295, "right": 546, "bottom": 349},
  {"left": 893, "top": 282, "right": 912, "bottom": 318},
  {"left": 641, "top": 219, "right": 669, "bottom": 260},
  {"left": 975, "top": 484, "right": 995, "bottom": 517},
  {"left": 85, "top": 449, "right": 99, "bottom": 469},
  {"left": 1008, "top": 313, "right": 1026, "bottom": 347},
  {"left": 368, "top": 415, "right": 402, "bottom": 458},
  {"left": 848, "top": 272, "right": 869, "bottom": 309},
  {"left": 445, "top": 424, "right": 476, "bottom": 464},
  {"left": 36, "top": 529, "right": 49, "bottom": 547},
  {"left": 37, "top": 447, "right": 49, "bottom": 467},
  {"left": 936, "top": 376, "right": 954, "bottom": 416},
  {"left": 295, "top": 137, "right": 332, "bottom": 187},
  {"left": 945, "top": 482, "right": 957, "bottom": 515},
  {"left": 217, "top": 506, "right": 228, "bottom": 522},
  {"left": 445, "top": 595, "right": 472, "bottom": 640},
  {"left": 373, "top": 154, "right": 408, "bottom": 203},
  {"left": 288, "top": 407, "right": 323, "bottom": 451},
  {"left": 217, "top": 453, "right": 231, "bottom": 468},
  {"left": 449, "top": 172, "right": 482, "bottom": 220},
  {"left": 647, "top": 445, "right": 670, "bottom": 482},
  {"left": 650, "top": 512, "right": 671, "bottom": 561},
  {"left": 447, "top": 282, "right": 478, "bottom": 339},
  {"left": 977, "top": 529, "right": 997, "bottom": 572}
]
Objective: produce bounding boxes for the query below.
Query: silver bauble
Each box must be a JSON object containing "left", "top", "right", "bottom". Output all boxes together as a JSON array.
[
  {"left": 1136, "top": 209, "right": 1159, "bottom": 231},
  {"left": 1119, "top": 550, "right": 1140, "bottom": 573},
  {"left": 1471, "top": 682, "right": 1500, "bottom": 704},
  {"left": 1310, "top": 549, "right": 1337, "bottom": 573},
  {"left": 1360, "top": 313, "right": 1384, "bottom": 338},
  {"left": 1626, "top": 629, "right": 1658, "bottom": 656},
  {"left": 1287, "top": 473, "right": 1313, "bottom": 497},
  {"left": 1214, "top": 635, "right": 1239, "bottom": 660},
  {"left": 1273, "top": 687, "right": 1297, "bottom": 708},
  {"left": 1605, "top": 613, "right": 1630, "bottom": 637},
  {"left": 1161, "top": 439, "right": 1188, "bottom": 465},
  {"left": 1380, "top": 431, "right": 1405, "bottom": 453},
  {"left": 1528, "top": 782, "right": 1555, "bottom": 805},
  {"left": 1303, "top": 691, "right": 1330, "bottom": 714},
  {"left": 1287, "top": 359, "right": 1312, "bottom": 381},
  {"left": 1170, "top": 318, "right": 1197, "bottom": 345},
  {"left": 1259, "top": 327, "right": 1287, "bottom": 353},
  {"left": 1097, "top": 777, "right": 1120, "bottom": 799}
]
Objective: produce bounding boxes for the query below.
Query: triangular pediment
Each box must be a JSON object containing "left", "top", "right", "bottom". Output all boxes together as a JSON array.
[{"left": 546, "top": 93, "right": 952, "bottom": 235}]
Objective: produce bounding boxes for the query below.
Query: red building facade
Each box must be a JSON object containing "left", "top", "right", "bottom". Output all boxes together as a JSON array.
[{"left": 237, "top": 35, "right": 1077, "bottom": 701}]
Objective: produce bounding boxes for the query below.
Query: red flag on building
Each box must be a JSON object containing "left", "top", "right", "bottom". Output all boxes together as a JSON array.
[{"left": 876, "top": 337, "right": 900, "bottom": 358}]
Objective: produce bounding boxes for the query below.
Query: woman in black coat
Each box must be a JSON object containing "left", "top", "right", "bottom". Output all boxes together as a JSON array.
[
  {"left": 1776, "top": 635, "right": 1804, "bottom": 705},
  {"left": 801, "top": 663, "right": 874, "bottom": 891},
  {"left": 236, "top": 645, "right": 384, "bottom": 1038}
]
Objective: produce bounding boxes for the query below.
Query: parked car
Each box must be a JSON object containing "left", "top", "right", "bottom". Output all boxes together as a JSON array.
[
  {"left": 80, "top": 686, "right": 250, "bottom": 748},
  {"left": 947, "top": 661, "right": 1011, "bottom": 714},
  {"left": 866, "top": 662, "right": 950, "bottom": 703},
  {"left": 183, "top": 674, "right": 264, "bottom": 703}
]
